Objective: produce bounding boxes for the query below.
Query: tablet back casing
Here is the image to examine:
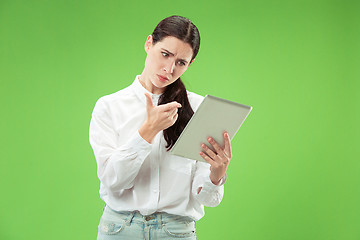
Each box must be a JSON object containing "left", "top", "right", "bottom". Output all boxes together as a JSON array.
[{"left": 170, "top": 95, "right": 252, "bottom": 162}]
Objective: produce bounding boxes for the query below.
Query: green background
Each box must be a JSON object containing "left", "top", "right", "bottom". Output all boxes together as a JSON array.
[{"left": 1, "top": 0, "right": 359, "bottom": 239}]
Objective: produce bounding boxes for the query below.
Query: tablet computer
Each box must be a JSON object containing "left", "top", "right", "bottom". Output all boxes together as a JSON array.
[{"left": 170, "top": 95, "right": 252, "bottom": 162}]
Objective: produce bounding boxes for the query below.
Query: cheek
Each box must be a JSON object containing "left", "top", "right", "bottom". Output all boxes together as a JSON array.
[
  {"left": 175, "top": 67, "right": 188, "bottom": 77},
  {"left": 145, "top": 52, "right": 160, "bottom": 69}
]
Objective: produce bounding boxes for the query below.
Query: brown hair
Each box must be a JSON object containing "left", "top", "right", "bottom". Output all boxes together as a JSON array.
[{"left": 151, "top": 15, "right": 200, "bottom": 150}]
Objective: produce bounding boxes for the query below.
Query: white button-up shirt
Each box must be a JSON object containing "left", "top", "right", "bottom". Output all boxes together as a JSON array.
[{"left": 89, "top": 75, "right": 226, "bottom": 221}]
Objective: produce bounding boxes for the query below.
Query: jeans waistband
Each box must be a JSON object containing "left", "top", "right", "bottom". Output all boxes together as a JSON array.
[{"left": 103, "top": 205, "right": 194, "bottom": 226}]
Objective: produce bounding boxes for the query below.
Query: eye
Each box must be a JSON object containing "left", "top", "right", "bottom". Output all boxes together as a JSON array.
[
  {"left": 161, "top": 52, "right": 169, "bottom": 57},
  {"left": 177, "top": 61, "right": 186, "bottom": 66}
]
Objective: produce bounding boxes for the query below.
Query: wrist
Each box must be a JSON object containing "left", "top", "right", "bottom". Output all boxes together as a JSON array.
[
  {"left": 139, "top": 121, "right": 159, "bottom": 143},
  {"left": 209, "top": 174, "right": 222, "bottom": 186}
]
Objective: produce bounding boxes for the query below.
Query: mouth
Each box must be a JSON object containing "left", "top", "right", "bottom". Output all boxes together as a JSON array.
[{"left": 157, "top": 75, "right": 169, "bottom": 82}]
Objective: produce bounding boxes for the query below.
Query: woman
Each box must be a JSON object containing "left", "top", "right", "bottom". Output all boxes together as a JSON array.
[{"left": 89, "top": 15, "right": 232, "bottom": 240}]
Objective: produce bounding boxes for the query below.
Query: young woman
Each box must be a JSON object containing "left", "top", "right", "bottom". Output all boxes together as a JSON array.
[{"left": 89, "top": 15, "right": 232, "bottom": 240}]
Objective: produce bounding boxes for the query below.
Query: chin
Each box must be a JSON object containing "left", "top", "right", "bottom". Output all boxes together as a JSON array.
[{"left": 151, "top": 79, "right": 166, "bottom": 90}]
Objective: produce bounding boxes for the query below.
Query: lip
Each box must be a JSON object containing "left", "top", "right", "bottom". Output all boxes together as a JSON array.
[{"left": 157, "top": 75, "right": 169, "bottom": 82}]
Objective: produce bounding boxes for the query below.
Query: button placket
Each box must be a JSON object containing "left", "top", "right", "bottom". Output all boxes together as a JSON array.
[{"left": 149, "top": 133, "right": 160, "bottom": 211}]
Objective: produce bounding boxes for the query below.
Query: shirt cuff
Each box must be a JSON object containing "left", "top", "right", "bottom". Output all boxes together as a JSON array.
[
  {"left": 202, "top": 174, "right": 227, "bottom": 191},
  {"left": 134, "top": 130, "right": 152, "bottom": 149},
  {"left": 119, "top": 130, "right": 152, "bottom": 153}
]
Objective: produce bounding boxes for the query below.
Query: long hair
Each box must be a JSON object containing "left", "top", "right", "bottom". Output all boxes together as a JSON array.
[{"left": 151, "top": 15, "right": 200, "bottom": 150}]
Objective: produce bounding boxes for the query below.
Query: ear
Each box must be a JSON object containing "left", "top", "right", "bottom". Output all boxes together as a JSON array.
[{"left": 144, "top": 35, "right": 153, "bottom": 53}]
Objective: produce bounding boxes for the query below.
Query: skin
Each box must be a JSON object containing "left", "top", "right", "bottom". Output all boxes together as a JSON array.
[
  {"left": 199, "top": 133, "right": 232, "bottom": 185},
  {"left": 137, "top": 35, "right": 232, "bottom": 186},
  {"left": 139, "top": 34, "right": 193, "bottom": 95}
]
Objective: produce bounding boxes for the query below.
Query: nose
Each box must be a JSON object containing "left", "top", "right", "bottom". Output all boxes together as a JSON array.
[{"left": 163, "top": 60, "right": 175, "bottom": 74}]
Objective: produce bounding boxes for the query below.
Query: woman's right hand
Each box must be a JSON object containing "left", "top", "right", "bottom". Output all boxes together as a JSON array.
[{"left": 139, "top": 93, "right": 182, "bottom": 143}]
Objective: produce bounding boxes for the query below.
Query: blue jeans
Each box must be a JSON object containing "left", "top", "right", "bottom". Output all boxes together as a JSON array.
[{"left": 97, "top": 205, "right": 197, "bottom": 240}]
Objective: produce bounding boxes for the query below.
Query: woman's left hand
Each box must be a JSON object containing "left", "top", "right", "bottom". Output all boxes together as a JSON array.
[{"left": 199, "top": 132, "right": 232, "bottom": 185}]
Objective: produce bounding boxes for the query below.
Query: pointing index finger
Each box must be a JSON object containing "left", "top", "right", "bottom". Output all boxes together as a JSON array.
[
  {"left": 159, "top": 101, "right": 182, "bottom": 111},
  {"left": 144, "top": 93, "right": 154, "bottom": 107}
]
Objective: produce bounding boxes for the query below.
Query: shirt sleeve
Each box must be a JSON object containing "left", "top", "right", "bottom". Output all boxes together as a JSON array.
[
  {"left": 89, "top": 97, "right": 152, "bottom": 191},
  {"left": 191, "top": 161, "right": 227, "bottom": 207}
]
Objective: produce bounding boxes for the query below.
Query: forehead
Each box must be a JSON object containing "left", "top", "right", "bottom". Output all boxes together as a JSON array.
[{"left": 155, "top": 36, "right": 193, "bottom": 60}]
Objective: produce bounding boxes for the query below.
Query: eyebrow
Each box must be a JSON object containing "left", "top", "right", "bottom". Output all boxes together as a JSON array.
[{"left": 161, "top": 48, "right": 189, "bottom": 64}]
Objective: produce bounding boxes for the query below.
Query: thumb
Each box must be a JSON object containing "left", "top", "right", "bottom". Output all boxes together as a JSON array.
[{"left": 144, "top": 92, "right": 154, "bottom": 111}]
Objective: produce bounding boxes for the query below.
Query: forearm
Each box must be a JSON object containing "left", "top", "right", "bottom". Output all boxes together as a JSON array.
[
  {"left": 193, "top": 175, "right": 225, "bottom": 207},
  {"left": 192, "top": 162, "right": 227, "bottom": 207},
  {"left": 92, "top": 130, "right": 152, "bottom": 191}
]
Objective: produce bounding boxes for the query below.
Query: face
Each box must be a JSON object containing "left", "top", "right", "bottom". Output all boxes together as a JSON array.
[{"left": 140, "top": 35, "right": 194, "bottom": 94}]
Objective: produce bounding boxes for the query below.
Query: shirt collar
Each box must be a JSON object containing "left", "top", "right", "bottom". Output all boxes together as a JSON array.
[{"left": 132, "top": 75, "right": 162, "bottom": 106}]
